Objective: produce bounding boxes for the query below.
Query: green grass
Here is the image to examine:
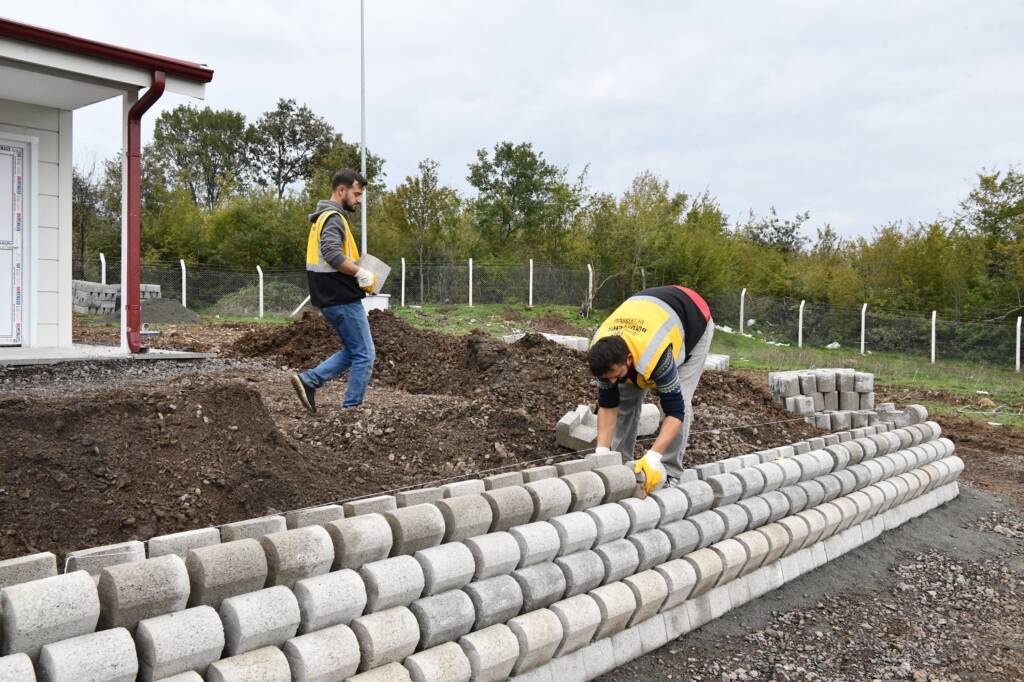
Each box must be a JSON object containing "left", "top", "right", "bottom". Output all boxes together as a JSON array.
[{"left": 393, "top": 303, "right": 604, "bottom": 337}]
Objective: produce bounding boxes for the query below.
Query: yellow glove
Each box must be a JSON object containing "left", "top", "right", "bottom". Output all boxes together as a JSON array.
[
  {"left": 355, "top": 267, "right": 377, "bottom": 293},
  {"left": 634, "top": 450, "right": 666, "bottom": 496}
]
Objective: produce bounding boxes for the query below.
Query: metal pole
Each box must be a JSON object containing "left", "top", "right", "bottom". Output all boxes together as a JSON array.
[
  {"left": 931, "top": 310, "right": 937, "bottom": 364},
  {"left": 860, "top": 303, "right": 868, "bottom": 355},
  {"left": 528, "top": 259, "right": 533, "bottom": 308},
  {"left": 179, "top": 259, "right": 187, "bottom": 308},
  {"left": 468, "top": 258, "right": 473, "bottom": 307},
  {"left": 359, "top": 0, "right": 367, "bottom": 257},
  {"left": 587, "top": 263, "right": 594, "bottom": 312},
  {"left": 290, "top": 295, "right": 310, "bottom": 318},
  {"left": 99, "top": 252, "right": 106, "bottom": 285},
  {"left": 739, "top": 288, "right": 747, "bottom": 334},
  {"left": 641, "top": 267, "right": 646, "bottom": 289},
  {"left": 1017, "top": 316, "right": 1022, "bottom": 373},
  {"left": 401, "top": 257, "right": 406, "bottom": 307},
  {"left": 256, "top": 265, "right": 264, "bottom": 319},
  {"left": 798, "top": 300, "right": 805, "bottom": 348}
]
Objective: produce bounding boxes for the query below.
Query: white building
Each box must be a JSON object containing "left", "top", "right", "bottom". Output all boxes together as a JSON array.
[{"left": 0, "top": 18, "right": 212, "bottom": 358}]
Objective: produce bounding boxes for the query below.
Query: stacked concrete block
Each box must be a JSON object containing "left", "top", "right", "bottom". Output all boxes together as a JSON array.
[
  {"left": 219, "top": 586, "right": 300, "bottom": 656},
  {"left": 1, "top": 570, "right": 100, "bottom": 660},
  {"left": 219, "top": 516, "right": 287, "bottom": 543},
  {"left": 64, "top": 540, "right": 146, "bottom": 575},
  {"left": 135, "top": 606, "right": 225, "bottom": 680},
  {"left": 148, "top": 528, "right": 221, "bottom": 560},
  {"left": 555, "top": 404, "right": 660, "bottom": 450},
  {"left": 37, "top": 627, "right": 138, "bottom": 682},
  {"left": 284, "top": 504, "right": 345, "bottom": 530},
  {"left": 769, "top": 368, "right": 880, "bottom": 431},
  {"left": 0, "top": 552, "right": 57, "bottom": 590},
  {"left": 185, "top": 539, "right": 268, "bottom": 608},
  {"left": 97, "top": 554, "right": 190, "bottom": 629}
]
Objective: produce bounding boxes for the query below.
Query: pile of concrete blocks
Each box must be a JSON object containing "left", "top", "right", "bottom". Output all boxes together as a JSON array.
[
  {"left": 769, "top": 368, "right": 880, "bottom": 431},
  {"left": 72, "top": 280, "right": 161, "bottom": 315},
  {"left": 555, "top": 405, "right": 660, "bottom": 451},
  {"left": 0, "top": 405, "right": 963, "bottom": 681},
  {"left": 704, "top": 354, "right": 730, "bottom": 371},
  {"left": 502, "top": 333, "right": 590, "bottom": 353}
]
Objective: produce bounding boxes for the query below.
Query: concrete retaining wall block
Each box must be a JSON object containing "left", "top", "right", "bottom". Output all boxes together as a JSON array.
[
  {"left": 351, "top": 606, "right": 420, "bottom": 671},
  {"left": 206, "top": 646, "right": 291, "bottom": 682},
  {"left": 590, "top": 582, "right": 637, "bottom": 640},
  {"left": 135, "top": 605, "right": 225, "bottom": 681},
  {"left": 459, "top": 624, "right": 519, "bottom": 682},
  {"left": 346, "top": 662, "right": 413, "bottom": 681},
  {"left": 284, "top": 505, "right": 345, "bottom": 530},
  {"left": 442, "top": 480, "right": 487, "bottom": 498},
  {"left": 628, "top": 529, "right": 672, "bottom": 572},
  {"left": 0, "top": 552, "right": 57, "bottom": 591},
  {"left": 464, "top": 574, "right": 524, "bottom": 629},
  {"left": 549, "top": 593, "right": 601, "bottom": 656},
  {"left": 98, "top": 553, "right": 190, "bottom": 630},
  {"left": 509, "top": 522, "right": 561, "bottom": 568},
  {"left": 325, "top": 514, "right": 394, "bottom": 571},
  {"left": 682, "top": 548, "right": 723, "bottom": 598},
  {"left": 796, "top": 480, "right": 826, "bottom": 508},
  {"left": 37, "top": 627, "right": 137, "bottom": 682},
  {"left": 653, "top": 558, "right": 697, "bottom": 610},
  {"left": 760, "top": 490, "right": 791, "bottom": 522},
  {"left": 293, "top": 569, "right": 366, "bottom": 634},
  {"left": 405, "top": 641, "right": 472, "bottom": 682},
  {"left": 593, "top": 465, "right": 637, "bottom": 504},
  {"left": 65, "top": 540, "right": 146, "bottom": 576},
  {"left": 220, "top": 516, "right": 287, "bottom": 543},
  {"left": 512, "top": 562, "right": 567, "bottom": 611},
  {"left": 220, "top": 585, "right": 300, "bottom": 656},
  {"left": 687, "top": 510, "right": 726, "bottom": 548},
  {"left": 436, "top": 495, "right": 494, "bottom": 543},
  {"left": 593, "top": 539, "right": 640, "bottom": 584},
  {"left": 148, "top": 528, "right": 221, "bottom": 560},
  {"left": 508, "top": 608, "right": 564, "bottom": 675},
  {"left": 185, "top": 539, "right": 268, "bottom": 609},
  {"left": 622, "top": 570, "right": 668, "bottom": 627},
  {"left": 752, "top": 463, "right": 784, "bottom": 492},
  {"left": 396, "top": 488, "right": 444, "bottom": 508},
  {"left": 415, "top": 542, "right": 476, "bottom": 596},
  {"left": 261, "top": 526, "right": 334, "bottom": 589},
  {"left": 550, "top": 513, "right": 598, "bottom": 557},
  {"left": 465, "top": 532, "right": 522, "bottom": 580},
  {"left": 711, "top": 504, "right": 748, "bottom": 539},
  {"left": 649, "top": 487, "right": 689, "bottom": 526},
  {"left": 779, "top": 485, "right": 809, "bottom": 515},
  {"left": 1, "top": 570, "right": 99, "bottom": 660},
  {"left": 359, "top": 555, "right": 426, "bottom": 612},
  {"left": 619, "top": 497, "right": 661, "bottom": 534},
  {"left": 485, "top": 471, "right": 526, "bottom": 490},
  {"left": 735, "top": 496, "right": 771, "bottom": 530},
  {"left": 707, "top": 474, "right": 743, "bottom": 506},
  {"left": 523, "top": 479, "right": 573, "bottom": 523},
  {"left": 0, "top": 654, "right": 33, "bottom": 680},
  {"left": 283, "top": 623, "right": 360, "bottom": 682},
  {"left": 676, "top": 480, "right": 714, "bottom": 515},
  {"left": 343, "top": 495, "right": 398, "bottom": 517},
  {"left": 561, "top": 471, "right": 606, "bottom": 512},
  {"left": 554, "top": 550, "right": 604, "bottom": 598},
  {"left": 709, "top": 539, "right": 748, "bottom": 586},
  {"left": 409, "top": 588, "right": 476, "bottom": 650},
  {"left": 659, "top": 519, "right": 700, "bottom": 560},
  {"left": 777, "top": 516, "right": 811, "bottom": 555},
  {"left": 482, "top": 486, "right": 535, "bottom": 532},
  {"left": 382, "top": 504, "right": 446, "bottom": 556},
  {"left": 586, "top": 503, "right": 631, "bottom": 545}
]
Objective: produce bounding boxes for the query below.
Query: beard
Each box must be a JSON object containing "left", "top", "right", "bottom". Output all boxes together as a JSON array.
[{"left": 343, "top": 196, "right": 358, "bottom": 211}]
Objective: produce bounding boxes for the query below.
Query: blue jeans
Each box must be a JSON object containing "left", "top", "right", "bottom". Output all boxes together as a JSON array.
[{"left": 300, "top": 301, "right": 375, "bottom": 407}]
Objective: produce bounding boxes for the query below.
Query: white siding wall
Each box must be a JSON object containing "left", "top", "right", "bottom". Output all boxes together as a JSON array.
[{"left": 0, "top": 98, "right": 72, "bottom": 347}]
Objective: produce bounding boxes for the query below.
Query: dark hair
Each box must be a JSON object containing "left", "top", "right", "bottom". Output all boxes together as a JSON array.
[
  {"left": 588, "top": 336, "right": 629, "bottom": 377},
  {"left": 332, "top": 169, "right": 367, "bottom": 191}
]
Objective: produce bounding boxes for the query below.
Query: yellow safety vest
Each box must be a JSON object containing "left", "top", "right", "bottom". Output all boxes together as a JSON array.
[
  {"left": 593, "top": 295, "right": 684, "bottom": 389},
  {"left": 306, "top": 209, "right": 359, "bottom": 270}
]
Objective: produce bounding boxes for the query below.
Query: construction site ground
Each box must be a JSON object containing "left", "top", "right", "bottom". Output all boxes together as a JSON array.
[{"left": 1, "top": 310, "right": 1020, "bottom": 679}]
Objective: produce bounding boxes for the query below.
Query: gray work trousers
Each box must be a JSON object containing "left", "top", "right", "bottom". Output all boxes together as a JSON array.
[{"left": 611, "top": 320, "right": 714, "bottom": 479}]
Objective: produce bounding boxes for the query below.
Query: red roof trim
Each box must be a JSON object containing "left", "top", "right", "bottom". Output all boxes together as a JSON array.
[{"left": 0, "top": 17, "right": 213, "bottom": 83}]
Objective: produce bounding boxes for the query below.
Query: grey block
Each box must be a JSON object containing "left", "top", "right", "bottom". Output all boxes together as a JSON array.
[
  {"left": 592, "top": 465, "right": 637, "bottom": 504},
  {"left": 585, "top": 503, "right": 631, "bottom": 545},
  {"left": 649, "top": 487, "right": 689, "bottom": 526},
  {"left": 465, "top": 532, "right": 521, "bottom": 580},
  {"left": 838, "top": 391, "right": 859, "bottom": 411},
  {"left": 343, "top": 495, "right": 398, "bottom": 516},
  {"left": 410, "top": 588, "right": 475, "bottom": 650},
  {"left": 773, "top": 458, "right": 802, "bottom": 487},
  {"left": 712, "top": 504, "right": 748, "bottom": 539},
  {"left": 719, "top": 458, "right": 743, "bottom": 474},
  {"left": 261, "top": 526, "right": 334, "bottom": 588},
  {"left": 37, "top": 627, "right": 137, "bottom": 682},
  {"left": 65, "top": 540, "right": 146, "bottom": 576},
  {"left": 824, "top": 391, "right": 839, "bottom": 411},
  {"left": 220, "top": 585, "right": 299, "bottom": 656},
  {"left": 351, "top": 606, "right": 420, "bottom": 671},
  {"left": 773, "top": 372, "right": 800, "bottom": 397},
  {"left": 732, "top": 468, "right": 766, "bottom": 499},
  {"left": 459, "top": 624, "right": 519, "bottom": 682},
  {"left": 812, "top": 392, "right": 825, "bottom": 412},
  {"left": 148, "top": 529, "right": 221, "bottom": 560},
  {"left": 523, "top": 479, "right": 573, "bottom": 522},
  {"left": 220, "top": 516, "right": 287, "bottom": 543},
  {"left": 0, "top": 570, "right": 99, "bottom": 661},
  {"left": 707, "top": 473, "right": 743, "bottom": 506},
  {"left": 0, "top": 553, "right": 57, "bottom": 591},
  {"left": 814, "top": 369, "right": 836, "bottom": 392},
  {"left": 294, "top": 568, "right": 366, "bottom": 633},
  {"left": 508, "top": 608, "right": 563, "bottom": 675},
  {"left": 485, "top": 472, "right": 525, "bottom": 490},
  {"left": 861, "top": 392, "right": 875, "bottom": 410},
  {"left": 465, "top": 574, "right": 524, "bottom": 629},
  {"left": 853, "top": 372, "right": 874, "bottom": 392},
  {"left": 779, "top": 484, "right": 810, "bottom": 514},
  {"left": 98, "top": 554, "right": 189, "bottom": 630},
  {"left": 437, "top": 495, "right": 494, "bottom": 542},
  {"left": 752, "top": 462, "right": 784, "bottom": 492},
  {"left": 482, "top": 486, "right": 535, "bottom": 532},
  {"left": 655, "top": 558, "right": 698, "bottom": 610},
  {"left": 284, "top": 505, "right": 345, "bottom": 530},
  {"left": 830, "top": 411, "right": 852, "bottom": 431},
  {"left": 590, "top": 582, "right": 637, "bottom": 640},
  {"left": 619, "top": 497, "right": 661, "bottom": 534},
  {"left": 549, "top": 594, "right": 601, "bottom": 656},
  {"left": 561, "top": 471, "right": 606, "bottom": 512},
  {"left": 586, "top": 451, "right": 624, "bottom": 469},
  {"left": 0, "top": 654, "right": 33, "bottom": 680},
  {"left": 623, "top": 570, "right": 669, "bottom": 627},
  {"left": 554, "top": 550, "right": 604, "bottom": 598},
  {"left": 687, "top": 510, "right": 726, "bottom": 548},
  {"left": 359, "top": 555, "right": 425, "bottom": 612},
  {"left": 396, "top": 488, "right": 444, "bottom": 508},
  {"left": 679, "top": 479, "right": 716, "bottom": 515},
  {"left": 326, "top": 514, "right": 393, "bottom": 571},
  {"left": 550, "top": 512, "right": 598, "bottom": 556},
  {"left": 794, "top": 441, "right": 812, "bottom": 454},
  {"left": 347, "top": 662, "right": 413, "bottom": 681},
  {"left": 784, "top": 396, "right": 815, "bottom": 415},
  {"left": 415, "top": 542, "right": 475, "bottom": 596},
  {"left": 693, "top": 462, "right": 723, "bottom": 480},
  {"left": 628, "top": 529, "right": 672, "bottom": 571},
  {"left": 383, "top": 504, "right": 446, "bottom": 556},
  {"left": 578, "top": 638, "right": 615, "bottom": 679},
  {"left": 512, "top": 562, "right": 567, "bottom": 611},
  {"left": 735, "top": 496, "right": 771, "bottom": 529},
  {"left": 799, "top": 373, "right": 817, "bottom": 394},
  {"left": 509, "top": 522, "right": 560, "bottom": 568},
  {"left": 521, "top": 466, "right": 558, "bottom": 482},
  {"left": 659, "top": 519, "right": 701, "bottom": 560},
  {"left": 185, "top": 539, "right": 268, "bottom": 609},
  {"left": 136, "top": 605, "right": 224, "bottom": 681},
  {"left": 792, "top": 453, "right": 823, "bottom": 481},
  {"left": 555, "top": 459, "right": 592, "bottom": 476},
  {"left": 206, "top": 646, "right": 291, "bottom": 682},
  {"left": 442, "top": 480, "right": 487, "bottom": 498},
  {"left": 405, "top": 641, "right": 472, "bottom": 682},
  {"left": 815, "top": 413, "right": 833, "bottom": 430},
  {"left": 283, "top": 623, "right": 360, "bottom": 682},
  {"left": 851, "top": 410, "right": 870, "bottom": 428},
  {"left": 593, "top": 538, "right": 640, "bottom": 584}
]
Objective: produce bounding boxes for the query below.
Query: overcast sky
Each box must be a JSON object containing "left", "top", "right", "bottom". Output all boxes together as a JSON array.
[{"left": 9, "top": 1, "right": 1024, "bottom": 238}]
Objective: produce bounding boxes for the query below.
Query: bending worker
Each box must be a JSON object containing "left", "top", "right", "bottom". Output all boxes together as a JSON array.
[{"left": 587, "top": 285, "right": 714, "bottom": 494}]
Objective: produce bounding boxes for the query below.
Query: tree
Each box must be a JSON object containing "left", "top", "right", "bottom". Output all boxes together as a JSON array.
[
  {"left": 740, "top": 206, "right": 810, "bottom": 254},
  {"left": 150, "top": 105, "right": 249, "bottom": 209},
  {"left": 71, "top": 166, "right": 105, "bottom": 279},
  {"left": 249, "top": 99, "right": 334, "bottom": 199}
]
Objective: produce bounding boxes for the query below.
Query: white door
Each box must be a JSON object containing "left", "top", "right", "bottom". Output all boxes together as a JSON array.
[{"left": 0, "top": 140, "right": 24, "bottom": 346}]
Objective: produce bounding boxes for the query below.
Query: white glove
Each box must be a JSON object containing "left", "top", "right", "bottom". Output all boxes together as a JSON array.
[
  {"left": 355, "top": 267, "right": 375, "bottom": 289},
  {"left": 594, "top": 446, "right": 611, "bottom": 455},
  {"left": 634, "top": 450, "right": 667, "bottom": 495}
]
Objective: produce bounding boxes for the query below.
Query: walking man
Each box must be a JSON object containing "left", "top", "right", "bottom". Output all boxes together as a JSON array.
[
  {"left": 587, "top": 285, "right": 714, "bottom": 494},
  {"left": 291, "top": 169, "right": 377, "bottom": 412}
]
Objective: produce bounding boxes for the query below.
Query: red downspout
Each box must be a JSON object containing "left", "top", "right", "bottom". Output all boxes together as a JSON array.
[{"left": 126, "top": 71, "right": 165, "bottom": 353}]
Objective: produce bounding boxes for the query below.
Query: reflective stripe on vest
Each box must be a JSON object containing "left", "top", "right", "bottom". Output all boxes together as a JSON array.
[
  {"left": 306, "top": 210, "right": 359, "bottom": 273},
  {"left": 593, "top": 294, "right": 685, "bottom": 389}
]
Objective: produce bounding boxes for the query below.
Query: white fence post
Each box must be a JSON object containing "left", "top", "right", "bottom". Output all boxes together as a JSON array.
[
  {"left": 468, "top": 258, "right": 473, "bottom": 307},
  {"left": 179, "top": 259, "right": 187, "bottom": 308},
  {"left": 256, "top": 265, "right": 264, "bottom": 319},
  {"left": 587, "top": 263, "right": 594, "bottom": 312},
  {"left": 641, "top": 267, "right": 646, "bottom": 289},
  {"left": 739, "top": 288, "right": 747, "bottom": 334},
  {"left": 931, "top": 310, "right": 937, "bottom": 364},
  {"left": 99, "top": 252, "right": 106, "bottom": 285},
  {"left": 798, "top": 300, "right": 805, "bottom": 348},
  {"left": 528, "top": 258, "right": 534, "bottom": 308},
  {"left": 860, "top": 303, "right": 868, "bottom": 355},
  {"left": 1017, "top": 316, "right": 1022, "bottom": 373},
  {"left": 400, "top": 257, "right": 406, "bottom": 307}
]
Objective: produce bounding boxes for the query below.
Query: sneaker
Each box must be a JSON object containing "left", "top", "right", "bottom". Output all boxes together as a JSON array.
[{"left": 290, "top": 374, "right": 316, "bottom": 414}]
